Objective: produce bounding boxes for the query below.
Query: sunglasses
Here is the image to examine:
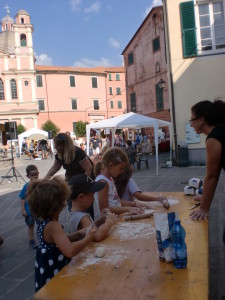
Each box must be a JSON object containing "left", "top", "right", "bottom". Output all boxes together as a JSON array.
[{"left": 189, "top": 117, "right": 199, "bottom": 122}]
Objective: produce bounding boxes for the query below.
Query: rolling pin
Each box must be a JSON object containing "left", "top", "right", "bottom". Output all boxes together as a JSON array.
[{"left": 124, "top": 212, "right": 153, "bottom": 221}]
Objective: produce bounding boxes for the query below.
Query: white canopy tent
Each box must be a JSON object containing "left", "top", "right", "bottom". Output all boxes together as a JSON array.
[
  {"left": 18, "top": 128, "right": 53, "bottom": 158},
  {"left": 86, "top": 112, "right": 172, "bottom": 175}
]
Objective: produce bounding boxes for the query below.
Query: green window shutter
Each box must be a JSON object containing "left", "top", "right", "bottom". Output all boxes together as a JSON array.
[
  {"left": 180, "top": 1, "right": 197, "bottom": 58},
  {"left": 156, "top": 85, "right": 164, "bottom": 111}
]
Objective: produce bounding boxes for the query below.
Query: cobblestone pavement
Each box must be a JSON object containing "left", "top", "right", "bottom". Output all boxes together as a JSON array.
[{"left": 0, "top": 153, "right": 224, "bottom": 300}]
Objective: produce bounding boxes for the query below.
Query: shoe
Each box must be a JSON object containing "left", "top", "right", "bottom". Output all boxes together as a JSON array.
[{"left": 29, "top": 239, "right": 37, "bottom": 249}]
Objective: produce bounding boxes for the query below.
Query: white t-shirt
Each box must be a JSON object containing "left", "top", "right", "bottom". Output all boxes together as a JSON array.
[
  {"left": 121, "top": 178, "right": 141, "bottom": 202},
  {"left": 94, "top": 174, "right": 121, "bottom": 219}
]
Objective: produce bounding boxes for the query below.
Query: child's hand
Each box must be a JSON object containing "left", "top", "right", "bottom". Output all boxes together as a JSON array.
[
  {"left": 106, "top": 212, "right": 118, "bottom": 225},
  {"left": 101, "top": 208, "right": 111, "bottom": 216},
  {"left": 157, "top": 196, "right": 170, "bottom": 209},
  {"left": 127, "top": 207, "right": 145, "bottom": 215},
  {"left": 21, "top": 210, "right": 27, "bottom": 217},
  {"left": 134, "top": 200, "right": 152, "bottom": 209},
  {"left": 85, "top": 223, "right": 97, "bottom": 240},
  {"left": 157, "top": 195, "right": 168, "bottom": 202}
]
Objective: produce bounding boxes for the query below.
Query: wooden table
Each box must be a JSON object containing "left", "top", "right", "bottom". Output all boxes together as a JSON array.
[{"left": 34, "top": 192, "right": 208, "bottom": 300}]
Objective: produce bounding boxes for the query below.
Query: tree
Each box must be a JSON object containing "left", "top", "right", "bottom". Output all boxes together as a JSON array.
[
  {"left": 17, "top": 124, "right": 26, "bottom": 135},
  {"left": 74, "top": 121, "right": 89, "bottom": 137},
  {"left": 41, "top": 120, "right": 60, "bottom": 138}
]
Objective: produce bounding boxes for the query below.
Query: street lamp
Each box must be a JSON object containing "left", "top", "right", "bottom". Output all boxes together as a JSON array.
[{"left": 158, "top": 78, "right": 166, "bottom": 89}]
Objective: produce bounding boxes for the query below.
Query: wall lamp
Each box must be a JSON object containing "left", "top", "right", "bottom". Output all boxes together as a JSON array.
[{"left": 158, "top": 78, "right": 166, "bottom": 89}]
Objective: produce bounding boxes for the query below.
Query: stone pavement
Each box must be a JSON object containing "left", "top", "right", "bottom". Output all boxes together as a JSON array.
[{"left": 0, "top": 153, "right": 224, "bottom": 300}]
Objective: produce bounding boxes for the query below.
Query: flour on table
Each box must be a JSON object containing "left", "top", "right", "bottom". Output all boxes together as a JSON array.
[
  {"left": 76, "top": 246, "right": 130, "bottom": 269},
  {"left": 112, "top": 221, "right": 155, "bottom": 241}
]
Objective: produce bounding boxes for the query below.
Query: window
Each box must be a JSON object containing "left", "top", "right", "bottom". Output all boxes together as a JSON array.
[
  {"left": 10, "top": 79, "right": 17, "bottom": 99},
  {"left": 93, "top": 99, "right": 99, "bottom": 110},
  {"left": 116, "top": 87, "right": 121, "bottom": 95},
  {"left": 117, "top": 101, "right": 122, "bottom": 109},
  {"left": 108, "top": 73, "right": 112, "bottom": 81},
  {"left": 0, "top": 79, "right": 5, "bottom": 100},
  {"left": 155, "top": 62, "right": 160, "bottom": 73},
  {"left": 71, "top": 99, "right": 77, "bottom": 110},
  {"left": 73, "top": 122, "right": 77, "bottom": 131},
  {"left": 128, "top": 52, "right": 134, "bottom": 65},
  {"left": 153, "top": 37, "right": 160, "bottom": 52},
  {"left": 180, "top": 1, "right": 225, "bottom": 57},
  {"left": 109, "top": 87, "right": 113, "bottom": 95},
  {"left": 21, "top": 18, "right": 24, "bottom": 24},
  {"left": 92, "top": 77, "right": 98, "bottom": 88},
  {"left": 36, "top": 75, "right": 43, "bottom": 87},
  {"left": 69, "top": 76, "right": 75, "bottom": 87},
  {"left": 156, "top": 83, "right": 164, "bottom": 111},
  {"left": 130, "top": 93, "right": 136, "bottom": 112},
  {"left": 115, "top": 73, "right": 120, "bottom": 81},
  {"left": 110, "top": 101, "right": 114, "bottom": 109},
  {"left": 197, "top": 1, "right": 225, "bottom": 53},
  {"left": 24, "top": 81, "right": 29, "bottom": 86},
  {"left": 38, "top": 100, "right": 45, "bottom": 111},
  {"left": 20, "top": 34, "right": 27, "bottom": 47}
]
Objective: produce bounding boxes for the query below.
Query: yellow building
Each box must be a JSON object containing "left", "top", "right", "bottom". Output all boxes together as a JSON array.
[{"left": 163, "top": 0, "right": 225, "bottom": 164}]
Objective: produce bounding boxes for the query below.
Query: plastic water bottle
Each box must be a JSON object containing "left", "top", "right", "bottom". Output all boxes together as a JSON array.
[{"left": 170, "top": 219, "right": 187, "bottom": 268}]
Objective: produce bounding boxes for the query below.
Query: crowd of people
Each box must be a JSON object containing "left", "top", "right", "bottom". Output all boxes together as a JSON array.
[
  {"left": 2, "top": 99, "right": 225, "bottom": 293},
  {"left": 21, "top": 138, "right": 53, "bottom": 160}
]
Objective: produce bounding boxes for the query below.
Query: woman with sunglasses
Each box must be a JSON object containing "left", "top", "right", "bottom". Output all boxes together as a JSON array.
[
  {"left": 189, "top": 99, "right": 225, "bottom": 227},
  {"left": 44, "top": 133, "right": 94, "bottom": 181}
]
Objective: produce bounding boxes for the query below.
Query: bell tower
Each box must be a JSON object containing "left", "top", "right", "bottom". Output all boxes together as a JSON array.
[{"left": 14, "top": 9, "right": 35, "bottom": 71}]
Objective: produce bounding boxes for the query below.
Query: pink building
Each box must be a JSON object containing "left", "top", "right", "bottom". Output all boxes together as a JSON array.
[
  {"left": 0, "top": 8, "right": 126, "bottom": 144},
  {"left": 122, "top": 6, "right": 170, "bottom": 135},
  {"left": 35, "top": 65, "right": 126, "bottom": 132}
]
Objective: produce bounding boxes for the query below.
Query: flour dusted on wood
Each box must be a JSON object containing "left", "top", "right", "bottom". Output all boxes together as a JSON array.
[
  {"left": 112, "top": 221, "right": 155, "bottom": 241},
  {"left": 76, "top": 246, "right": 130, "bottom": 269}
]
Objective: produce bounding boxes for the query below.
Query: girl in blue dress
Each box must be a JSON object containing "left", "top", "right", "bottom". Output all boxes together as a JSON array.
[{"left": 27, "top": 176, "right": 96, "bottom": 292}]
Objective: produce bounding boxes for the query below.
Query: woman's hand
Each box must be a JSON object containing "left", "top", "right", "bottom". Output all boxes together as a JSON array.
[{"left": 190, "top": 207, "right": 209, "bottom": 220}]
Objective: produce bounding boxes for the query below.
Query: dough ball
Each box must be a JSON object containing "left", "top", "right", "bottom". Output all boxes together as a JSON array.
[
  {"left": 162, "top": 199, "right": 170, "bottom": 209},
  {"left": 95, "top": 246, "right": 106, "bottom": 258}
]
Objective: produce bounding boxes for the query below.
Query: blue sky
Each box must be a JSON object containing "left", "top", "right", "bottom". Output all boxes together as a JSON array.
[{"left": 1, "top": 0, "right": 162, "bottom": 67}]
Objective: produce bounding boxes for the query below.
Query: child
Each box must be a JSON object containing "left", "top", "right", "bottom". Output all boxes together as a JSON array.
[
  {"left": 68, "top": 174, "right": 117, "bottom": 241},
  {"left": 26, "top": 176, "right": 96, "bottom": 292},
  {"left": 93, "top": 147, "right": 144, "bottom": 219},
  {"left": 114, "top": 164, "right": 170, "bottom": 209},
  {"left": 19, "top": 165, "right": 39, "bottom": 249}
]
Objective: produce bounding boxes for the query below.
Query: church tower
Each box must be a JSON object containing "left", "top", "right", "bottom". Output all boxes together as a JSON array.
[{"left": 0, "top": 5, "right": 38, "bottom": 139}]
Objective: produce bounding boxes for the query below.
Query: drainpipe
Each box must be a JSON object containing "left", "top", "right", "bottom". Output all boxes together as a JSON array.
[
  {"left": 44, "top": 73, "right": 50, "bottom": 120},
  {"left": 162, "top": 0, "right": 178, "bottom": 163}
]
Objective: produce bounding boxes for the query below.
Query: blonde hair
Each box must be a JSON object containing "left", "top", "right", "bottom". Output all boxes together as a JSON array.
[
  {"left": 102, "top": 147, "right": 128, "bottom": 167},
  {"left": 27, "top": 176, "right": 71, "bottom": 219},
  {"left": 54, "top": 133, "right": 75, "bottom": 164}
]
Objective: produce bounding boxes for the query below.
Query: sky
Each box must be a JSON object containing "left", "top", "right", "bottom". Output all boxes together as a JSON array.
[{"left": 1, "top": 0, "right": 162, "bottom": 67}]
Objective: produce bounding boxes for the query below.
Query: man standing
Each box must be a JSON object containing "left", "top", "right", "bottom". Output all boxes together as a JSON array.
[{"left": 90, "top": 135, "right": 101, "bottom": 155}]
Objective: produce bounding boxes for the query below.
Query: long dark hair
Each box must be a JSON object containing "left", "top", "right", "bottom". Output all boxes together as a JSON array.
[
  {"left": 114, "top": 164, "right": 133, "bottom": 198},
  {"left": 191, "top": 99, "right": 225, "bottom": 126}
]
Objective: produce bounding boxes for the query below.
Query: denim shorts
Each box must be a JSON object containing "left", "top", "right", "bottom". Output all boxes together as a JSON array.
[{"left": 25, "top": 215, "right": 35, "bottom": 226}]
